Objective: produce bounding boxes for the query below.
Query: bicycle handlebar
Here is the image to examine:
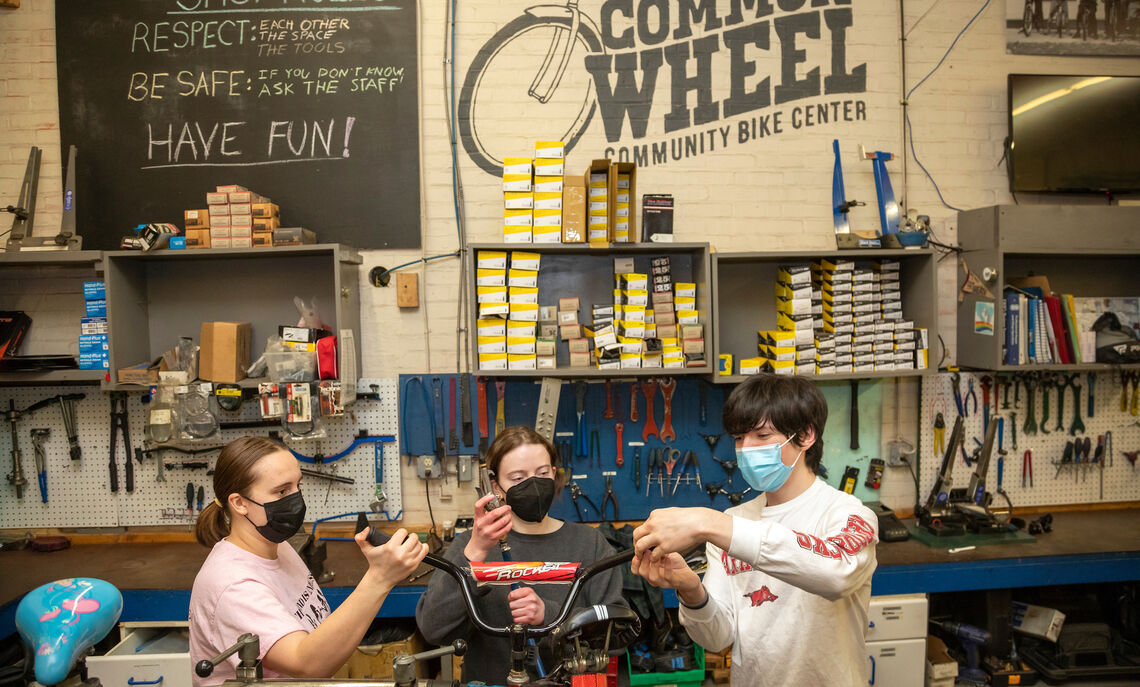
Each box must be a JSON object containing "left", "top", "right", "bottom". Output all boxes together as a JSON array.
[{"left": 355, "top": 514, "right": 634, "bottom": 639}]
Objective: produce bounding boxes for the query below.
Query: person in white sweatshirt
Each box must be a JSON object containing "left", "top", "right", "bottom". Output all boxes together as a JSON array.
[{"left": 631, "top": 373, "right": 879, "bottom": 687}]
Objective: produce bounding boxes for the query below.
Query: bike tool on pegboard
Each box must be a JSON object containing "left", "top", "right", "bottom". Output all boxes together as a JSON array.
[{"left": 398, "top": 373, "right": 482, "bottom": 487}]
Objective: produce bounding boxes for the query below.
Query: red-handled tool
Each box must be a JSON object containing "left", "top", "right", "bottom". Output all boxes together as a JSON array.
[
  {"left": 476, "top": 378, "right": 489, "bottom": 455},
  {"left": 604, "top": 380, "right": 614, "bottom": 420},
  {"left": 615, "top": 423, "right": 624, "bottom": 467},
  {"left": 641, "top": 380, "right": 659, "bottom": 441},
  {"left": 494, "top": 380, "right": 506, "bottom": 438},
  {"left": 659, "top": 378, "right": 676, "bottom": 442},
  {"left": 629, "top": 382, "right": 639, "bottom": 422}
]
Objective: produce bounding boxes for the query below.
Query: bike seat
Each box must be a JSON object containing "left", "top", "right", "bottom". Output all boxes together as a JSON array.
[
  {"left": 551, "top": 604, "right": 641, "bottom": 658},
  {"left": 16, "top": 578, "right": 123, "bottom": 685}
]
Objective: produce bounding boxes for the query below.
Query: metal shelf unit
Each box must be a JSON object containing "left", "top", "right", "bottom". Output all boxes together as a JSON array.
[
  {"left": 710, "top": 248, "right": 940, "bottom": 383},
  {"left": 465, "top": 242, "right": 713, "bottom": 377},
  {"left": 956, "top": 205, "right": 1140, "bottom": 371},
  {"left": 102, "top": 244, "right": 362, "bottom": 389}
]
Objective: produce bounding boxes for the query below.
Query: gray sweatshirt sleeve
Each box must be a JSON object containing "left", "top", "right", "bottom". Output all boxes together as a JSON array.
[{"left": 415, "top": 531, "right": 488, "bottom": 645}]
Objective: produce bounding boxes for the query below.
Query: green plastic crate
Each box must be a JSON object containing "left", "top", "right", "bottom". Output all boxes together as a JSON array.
[{"left": 626, "top": 643, "right": 705, "bottom": 687}]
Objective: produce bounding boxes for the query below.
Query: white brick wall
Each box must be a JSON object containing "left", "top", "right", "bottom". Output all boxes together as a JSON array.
[{"left": 3, "top": 0, "right": 1137, "bottom": 522}]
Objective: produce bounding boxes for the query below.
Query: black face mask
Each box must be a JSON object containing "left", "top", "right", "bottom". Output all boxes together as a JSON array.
[
  {"left": 243, "top": 491, "right": 306, "bottom": 543},
  {"left": 503, "top": 476, "right": 556, "bottom": 523}
]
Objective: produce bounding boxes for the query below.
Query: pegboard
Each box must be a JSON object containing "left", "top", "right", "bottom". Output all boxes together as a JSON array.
[
  {"left": 0, "top": 378, "right": 404, "bottom": 530},
  {"left": 918, "top": 371, "right": 1140, "bottom": 509},
  {"left": 397, "top": 376, "right": 890, "bottom": 523}
]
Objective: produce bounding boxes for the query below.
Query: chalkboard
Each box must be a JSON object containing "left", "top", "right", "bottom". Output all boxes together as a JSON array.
[{"left": 55, "top": 0, "right": 420, "bottom": 250}]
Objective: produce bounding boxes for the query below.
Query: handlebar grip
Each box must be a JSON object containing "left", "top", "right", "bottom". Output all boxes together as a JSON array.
[{"left": 355, "top": 511, "right": 391, "bottom": 546}]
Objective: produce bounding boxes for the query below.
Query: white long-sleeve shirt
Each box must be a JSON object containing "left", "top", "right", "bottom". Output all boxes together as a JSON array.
[{"left": 679, "top": 478, "right": 879, "bottom": 687}]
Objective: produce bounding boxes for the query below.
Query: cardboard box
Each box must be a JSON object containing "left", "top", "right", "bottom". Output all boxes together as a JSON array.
[
  {"left": 251, "top": 231, "right": 273, "bottom": 247},
  {"left": 199, "top": 321, "right": 252, "bottom": 383},
  {"left": 585, "top": 159, "right": 612, "bottom": 242},
  {"left": 1011, "top": 602, "right": 1065, "bottom": 642},
  {"left": 273, "top": 227, "right": 316, "bottom": 245},
  {"left": 185, "top": 208, "right": 210, "bottom": 229},
  {"left": 252, "top": 216, "right": 280, "bottom": 232},
  {"left": 251, "top": 202, "right": 280, "bottom": 218},
  {"left": 925, "top": 636, "right": 957, "bottom": 681},
  {"left": 562, "top": 175, "right": 586, "bottom": 243},
  {"left": 186, "top": 229, "right": 212, "bottom": 249},
  {"left": 206, "top": 192, "right": 228, "bottom": 206},
  {"left": 117, "top": 356, "right": 163, "bottom": 385},
  {"left": 610, "top": 161, "right": 637, "bottom": 243}
]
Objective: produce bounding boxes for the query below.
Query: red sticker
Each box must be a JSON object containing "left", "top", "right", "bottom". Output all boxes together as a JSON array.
[{"left": 471, "top": 561, "right": 580, "bottom": 585}]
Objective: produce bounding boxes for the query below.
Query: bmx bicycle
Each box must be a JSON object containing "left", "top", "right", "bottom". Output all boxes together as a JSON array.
[{"left": 193, "top": 518, "right": 641, "bottom": 687}]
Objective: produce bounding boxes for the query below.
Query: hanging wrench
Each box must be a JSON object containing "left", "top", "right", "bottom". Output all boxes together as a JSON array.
[
  {"left": 629, "top": 381, "right": 639, "bottom": 422},
  {"left": 1023, "top": 374, "right": 1038, "bottom": 436},
  {"left": 641, "top": 379, "right": 659, "bottom": 441},
  {"left": 1057, "top": 373, "right": 1078, "bottom": 434},
  {"left": 1010, "top": 412, "right": 1018, "bottom": 450},
  {"left": 659, "top": 378, "right": 677, "bottom": 442},
  {"left": 615, "top": 423, "right": 624, "bottom": 467},
  {"left": 604, "top": 380, "right": 614, "bottom": 420},
  {"left": 1069, "top": 378, "right": 1085, "bottom": 436},
  {"left": 1039, "top": 374, "right": 1053, "bottom": 435}
]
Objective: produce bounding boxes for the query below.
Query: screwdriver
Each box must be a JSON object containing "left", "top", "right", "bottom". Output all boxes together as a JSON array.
[
  {"left": 671, "top": 452, "right": 691, "bottom": 495},
  {"left": 197, "top": 485, "right": 205, "bottom": 511},
  {"left": 633, "top": 447, "right": 641, "bottom": 492},
  {"left": 645, "top": 450, "right": 658, "bottom": 497},
  {"left": 186, "top": 482, "right": 195, "bottom": 516}
]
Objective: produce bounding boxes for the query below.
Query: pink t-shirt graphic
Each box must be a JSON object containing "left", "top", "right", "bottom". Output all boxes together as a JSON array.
[{"left": 190, "top": 539, "right": 330, "bottom": 686}]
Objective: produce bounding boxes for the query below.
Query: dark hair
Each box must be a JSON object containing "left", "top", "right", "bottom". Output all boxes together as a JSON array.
[
  {"left": 723, "top": 374, "right": 828, "bottom": 473},
  {"left": 194, "top": 436, "right": 287, "bottom": 547},
  {"left": 486, "top": 425, "right": 564, "bottom": 493}
]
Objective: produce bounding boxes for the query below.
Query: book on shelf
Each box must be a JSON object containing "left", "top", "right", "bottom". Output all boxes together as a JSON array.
[{"left": 1004, "top": 290, "right": 1020, "bottom": 366}]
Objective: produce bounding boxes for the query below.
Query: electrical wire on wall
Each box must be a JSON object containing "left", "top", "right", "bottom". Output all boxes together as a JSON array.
[
  {"left": 900, "top": 0, "right": 992, "bottom": 214},
  {"left": 445, "top": 0, "right": 472, "bottom": 378}
]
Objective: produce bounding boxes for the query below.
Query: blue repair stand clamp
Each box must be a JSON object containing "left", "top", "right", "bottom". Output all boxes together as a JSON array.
[
  {"left": 831, "top": 140, "right": 874, "bottom": 249},
  {"left": 862, "top": 146, "right": 900, "bottom": 236}
]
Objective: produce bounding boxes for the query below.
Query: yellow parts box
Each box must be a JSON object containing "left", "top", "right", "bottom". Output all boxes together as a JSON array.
[
  {"left": 508, "top": 353, "right": 537, "bottom": 370},
  {"left": 533, "top": 191, "right": 563, "bottom": 210},
  {"left": 509, "top": 286, "right": 539, "bottom": 304},
  {"left": 479, "top": 352, "right": 507, "bottom": 371},
  {"left": 477, "top": 268, "right": 507, "bottom": 287},
  {"left": 479, "top": 302, "right": 509, "bottom": 318},
  {"left": 504, "top": 209, "right": 533, "bottom": 227},
  {"left": 509, "top": 302, "right": 539, "bottom": 321},
  {"left": 507, "top": 336, "right": 537, "bottom": 354},
  {"left": 477, "top": 318, "right": 507, "bottom": 337},
  {"left": 477, "top": 285, "right": 508, "bottom": 303},
  {"left": 533, "top": 158, "right": 564, "bottom": 177},
  {"left": 477, "top": 336, "right": 506, "bottom": 354},
  {"left": 477, "top": 251, "right": 507, "bottom": 269},
  {"left": 507, "top": 268, "right": 538, "bottom": 288},
  {"left": 505, "top": 191, "right": 534, "bottom": 210},
  {"left": 533, "top": 175, "right": 564, "bottom": 194},
  {"left": 534, "top": 140, "right": 565, "bottom": 158},
  {"left": 510, "top": 251, "right": 541, "bottom": 271},
  {"left": 502, "top": 157, "right": 533, "bottom": 175},
  {"left": 533, "top": 208, "right": 562, "bottom": 227},
  {"left": 503, "top": 227, "right": 532, "bottom": 243}
]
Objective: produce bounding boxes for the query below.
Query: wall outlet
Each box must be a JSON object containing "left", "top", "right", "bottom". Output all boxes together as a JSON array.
[{"left": 415, "top": 454, "right": 442, "bottom": 480}]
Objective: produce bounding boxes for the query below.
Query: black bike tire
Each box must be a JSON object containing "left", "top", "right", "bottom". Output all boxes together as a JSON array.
[
  {"left": 458, "top": 14, "right": 604, "bottom": 176},
  {"left": 1023, "top": 0, "right": 1034, "bottom": 35}
]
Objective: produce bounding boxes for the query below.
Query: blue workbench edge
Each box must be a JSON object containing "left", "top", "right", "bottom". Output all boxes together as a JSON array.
[{"left": 5, "top": 552, "right": 1139, "bottom": 639}]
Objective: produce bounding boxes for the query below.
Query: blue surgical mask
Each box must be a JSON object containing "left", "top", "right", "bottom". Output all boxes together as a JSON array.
[{"left": 737, "top": 434, "right": 800, "bottom": 493}]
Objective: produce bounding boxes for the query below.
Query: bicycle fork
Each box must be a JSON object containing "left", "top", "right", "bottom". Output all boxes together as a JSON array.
[{"left": 529, "top": 2, "right": 583, "bottom": 103}]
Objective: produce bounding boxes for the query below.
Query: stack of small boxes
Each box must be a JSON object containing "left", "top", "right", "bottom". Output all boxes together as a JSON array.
[
  {"left": 187, "top": 186, "right": 281, "bottom": 249},
  {"left": 587, "top": 164, "right": 609, "bottom": 243},
  {"left": 561, "top": 298, "right": 590, "bottom": 368},
  {"left": 502, "top": 142, "right": 565, "bottom": 244},
  {"left": 613, "top": 165, "right": 633, "bottom": 242},
  {"left": 502, "top": 158, "right": 533, "bottom": 243},
  {"left": 741, "top": 258, "right": 927, "bottom": 376},
  {"left": 476, "top": 251, "right": 541, "bottom": 371},
  {"left": 613, "top": 266, "right": 647, "bottom": 369},
  {"left": 78, "top": 280, "right": 108, "bottom": 371}
]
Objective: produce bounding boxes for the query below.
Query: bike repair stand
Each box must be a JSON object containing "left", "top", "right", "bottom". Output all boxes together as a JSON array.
[
  {"left": 862, "top": 145, "right": 908, "bottom": 249},
  {"left": 831, "top": 139, "right": 877, "bottom": 249},
  {"left": 4, "top": 145, "right": 83, "bottom": 252}
]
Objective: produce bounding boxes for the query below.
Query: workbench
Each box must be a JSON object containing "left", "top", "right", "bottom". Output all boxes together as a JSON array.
[{"left": 3, "top": 508, "right": 1140, "bottom": 639}]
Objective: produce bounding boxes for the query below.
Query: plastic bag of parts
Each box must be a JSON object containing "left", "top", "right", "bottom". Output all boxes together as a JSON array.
[
  {"left": 176, "top": 383, "right": 220, "bottom": 441},
  {"left": 281, "top": 381, "right": 326, "bottom": 440},
  {"left": 259, "top": 336, "right": 317, "bottom": 383},
  {"left": 146, "top": 384, "right": 179, "bottom": 444}
]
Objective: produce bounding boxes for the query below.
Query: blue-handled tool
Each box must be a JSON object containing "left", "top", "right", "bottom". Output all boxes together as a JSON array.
[{"left": 31, "top": 428, "right": 50, "bottom": 504}]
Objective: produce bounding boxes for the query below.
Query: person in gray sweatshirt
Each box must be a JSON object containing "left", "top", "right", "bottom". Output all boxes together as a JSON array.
[{"left": 415, "top": 426, "right": 625, "bottom": 685}]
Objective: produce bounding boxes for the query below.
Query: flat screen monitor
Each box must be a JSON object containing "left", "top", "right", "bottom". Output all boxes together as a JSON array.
[{"left": 1008, "top": 74, "right": 1140, "bottom": 194}]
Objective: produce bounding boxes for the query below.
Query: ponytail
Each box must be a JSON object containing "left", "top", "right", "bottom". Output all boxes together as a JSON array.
[
  {"left": 193, "top": 435, "right": 286, "bottom": 547},
  {"left": 195, "top": 499, "right": 231, "bottom": 547}
]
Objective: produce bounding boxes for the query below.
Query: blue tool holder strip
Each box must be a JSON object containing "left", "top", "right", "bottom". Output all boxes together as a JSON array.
[{"left": 6, "top": 553, "right": 1139, "bottom": 640}]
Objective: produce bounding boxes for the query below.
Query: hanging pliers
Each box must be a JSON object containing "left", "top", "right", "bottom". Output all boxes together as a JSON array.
[
  {"left": 600, "top": 476, "right": 618, "bottom": 521},
  {"left": 569, "top": 481, "right": 599, "bottom": 522}
]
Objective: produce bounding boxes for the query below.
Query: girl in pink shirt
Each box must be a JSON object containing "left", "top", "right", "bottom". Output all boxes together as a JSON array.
[{"left": 189, "top": 437, "right": 426, "bottom": 686}]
